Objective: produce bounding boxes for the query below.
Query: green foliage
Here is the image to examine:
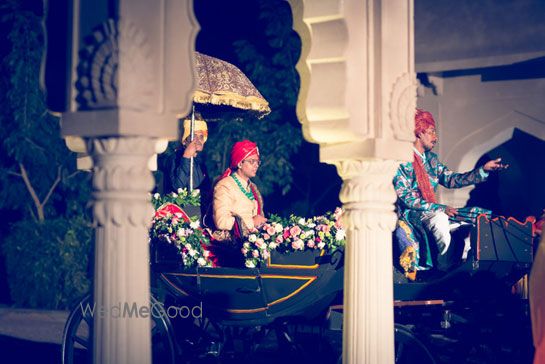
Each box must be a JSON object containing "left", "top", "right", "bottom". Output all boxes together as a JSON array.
[
  {"left": 0, "top": 1, "right": 93, "bottom": 308},
  {"left": 202, "top": 0, "right": 302, "bottom": 196},
  {"left": 151, "top": 188, "right": 201, "bottom": 210},
  {"left": 0, "top": 2, "right": 91, "bottom": 221},
  {"left": 3, "top": 217, "right": 93, "bottom": 309}
]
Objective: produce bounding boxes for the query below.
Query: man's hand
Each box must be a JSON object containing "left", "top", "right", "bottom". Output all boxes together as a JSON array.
[
  {"left": 445, "top": 206, "right": 458, "bottom": 217},
  {"left": 253, "top": 215, "right": 268, "bottom": 228},
  {"left": 182, "top": 139, "right": 203, "bottom": 158},
  {"left": 483, "top": 158, "right": 509, "bottom": 171}
]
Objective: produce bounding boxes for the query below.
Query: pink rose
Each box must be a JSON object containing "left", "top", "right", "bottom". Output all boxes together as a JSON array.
[
  {"left": 252, "top": 250, "right": 259, "bottom": 258},
  {"left": 307, "top": 240, "right": 315, "bottom": 248},
  {"left": 323, "top": 225, "right": 331, "bottom": 234},
  {"left": 292, "top": 239, "right": 304, "bottom": 250},
  {"left": 276, "top": 235, "right": 284, "bottom": 244},
  {"left": 290, "top": 225, "right": 302, "bottom": 237},
  {"left": 263, "top": 234, "right": 270, "bottom": 240},
  {"left": 283, "top": 228, "right": 291, "bottom": 239},
  {"left": 267, "top": 226, "right": 276, "bottom": 235},
  {"left": 255, "top": 239, "right": 264, "bottom": 248},
  {"left": 241, "top": 248, "right": 248, "bottom": 255}
]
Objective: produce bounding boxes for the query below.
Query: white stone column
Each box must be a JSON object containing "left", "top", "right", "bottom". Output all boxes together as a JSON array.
[
  {"left": 336, "top": 160, "right": 399, "bottom": 363},
  {"left": 42, "top": 1, "right": 198, "bottom": 363},
  {"left": 88, "top": 136, "right": 156, "bottom": 364},
  {"left": 290, "top": 0, "right": 416, "bottom": 363}
]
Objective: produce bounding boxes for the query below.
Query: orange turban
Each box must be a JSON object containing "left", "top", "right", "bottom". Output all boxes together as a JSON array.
[
  {"left": 220, "top": 140, "right": 259, "bottom": 179},
  {"left": 415, "top": 109, "right": 436, "bottom": 137}
]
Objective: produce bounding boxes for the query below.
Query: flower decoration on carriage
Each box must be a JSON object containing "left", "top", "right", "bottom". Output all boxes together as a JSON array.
[
  {"left": 241, "top": 208, "right": 346, "bottom": 268},
  {"left": 151, "top": 188, "right": 201, "bottom": 210},
  {"left": 149, "top": 190, "right": 213, "bottom": 268}
]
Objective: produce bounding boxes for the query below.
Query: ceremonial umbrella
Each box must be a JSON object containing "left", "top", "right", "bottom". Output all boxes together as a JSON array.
[
  {"left": 186, "top": 52, "right": 271, "bottom": 189},
  {"left": 192, "top": 51, "right": 271, "bottom": 118}
]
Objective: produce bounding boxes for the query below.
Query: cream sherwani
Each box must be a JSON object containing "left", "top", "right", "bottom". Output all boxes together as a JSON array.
[{"left": 213, "top": 175, "right": 262, "bottom": 231}]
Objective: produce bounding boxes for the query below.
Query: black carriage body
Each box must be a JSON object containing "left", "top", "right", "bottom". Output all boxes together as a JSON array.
[
  {"left": 394, "top": 214, "right": 534, "bottom": 302},
  {"left": 151, "top": 214, "right": 534, "bottom": 324},
  {"left": 153, "top": 248, "right": 344, "bottom": 326}
]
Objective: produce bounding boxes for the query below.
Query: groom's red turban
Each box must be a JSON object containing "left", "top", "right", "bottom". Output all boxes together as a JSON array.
[{"left": 220, "top": 140, "right": 259, "bottom": 179}]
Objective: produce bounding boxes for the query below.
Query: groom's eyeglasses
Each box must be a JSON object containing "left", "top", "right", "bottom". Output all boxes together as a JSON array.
[{"left": 243, "top": 159, "right": 261, "bottom": 166}]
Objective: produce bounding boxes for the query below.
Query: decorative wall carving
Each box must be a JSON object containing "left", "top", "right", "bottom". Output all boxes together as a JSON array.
[
  {"left": 389, "top": 72, "right": 417, "bottom": 142},
  {"left": 75, "top": 19, "right": 154, "bottom": 111}
]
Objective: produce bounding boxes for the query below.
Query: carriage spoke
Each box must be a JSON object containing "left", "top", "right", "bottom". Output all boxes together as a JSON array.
[
  {"left": 82, "top": 312, "right": 92, "bottom": 326},
  {"left": 395, "top": 342, "right": 405, "bottom": 362},
  {"left": 74, "top": 335, "right": 89, "bottom": 348}
]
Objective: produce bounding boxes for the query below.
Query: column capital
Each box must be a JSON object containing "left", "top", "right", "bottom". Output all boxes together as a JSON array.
[
  {"left": 87, "top": 136, "right": 156, "bottom": 228},
  {"left": 335, "top": 158, "right": 399, "bottom": 231}
]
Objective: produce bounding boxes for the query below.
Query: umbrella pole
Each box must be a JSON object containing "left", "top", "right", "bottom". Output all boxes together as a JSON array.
[{"left": 189, "top": 104, "right": 195, "bottom": 192}]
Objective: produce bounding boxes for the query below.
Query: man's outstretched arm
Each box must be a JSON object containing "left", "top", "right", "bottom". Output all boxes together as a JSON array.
[{"left": 437, "top": 156, "right": 506, "bottom": 189}]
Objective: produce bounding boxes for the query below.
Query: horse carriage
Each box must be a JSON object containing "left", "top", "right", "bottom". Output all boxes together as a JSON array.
[{"left": 61, "top": 205, "right": 536, "bottom": 364}]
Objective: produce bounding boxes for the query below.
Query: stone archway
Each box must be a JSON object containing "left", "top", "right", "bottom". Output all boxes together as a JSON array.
[{"left": 48, "top": 1, "right": 416, "bottom": 363}]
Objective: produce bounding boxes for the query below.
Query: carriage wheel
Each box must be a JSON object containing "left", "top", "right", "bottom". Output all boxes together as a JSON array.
[
  {"left": 61, "top": 294, "right": 177, "bottom": 364},
  {"left": 394, "top": 324, "right": 436, "bottom": 364}
]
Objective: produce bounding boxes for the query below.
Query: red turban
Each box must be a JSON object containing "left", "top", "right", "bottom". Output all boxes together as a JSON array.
[
  {"left": 220, "top": 140, "right": 259, "bottom": 179},
  {"left": 415, "top": 109, "right": 436, "bottom": 137}
]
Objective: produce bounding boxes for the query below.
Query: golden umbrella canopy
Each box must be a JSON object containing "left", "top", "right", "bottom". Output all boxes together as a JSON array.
[{"left": 192, "top": 51, "right": 271, "bottom": 118}]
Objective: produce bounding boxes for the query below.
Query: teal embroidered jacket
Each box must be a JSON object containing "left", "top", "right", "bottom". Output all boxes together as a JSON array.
[{"left": 393, "top": 151, "right": 488, "bottom": 221}]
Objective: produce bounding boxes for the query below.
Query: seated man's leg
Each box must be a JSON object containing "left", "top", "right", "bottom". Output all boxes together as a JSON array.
[{"left": 422, "top": 211, "right": 451, "bottom": 256}]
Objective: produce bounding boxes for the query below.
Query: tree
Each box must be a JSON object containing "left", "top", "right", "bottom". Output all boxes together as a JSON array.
[
  {"left": 199, "top": 0, "right": 303, "bottom": 197},
  {"left": 0, "top": 0, "right": 92, "bottom": 309},
  {"left": 0, "top": 0, "right": 91, "bottom": 222}
]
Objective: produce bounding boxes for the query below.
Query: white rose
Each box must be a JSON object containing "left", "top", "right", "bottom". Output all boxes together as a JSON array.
[
  {"left": 245, "top": 260, "right": 256, "bottom": 268},
  {"left": 335, "top": 229, "right": 346, "bottom": 241},
  {"left": 177, "top": 188, "right": 184, "bottom": 194},
  {"left": 248, "top": 234, "right": 257, "bottom": 243},
  {"left": 171, "top": 192, "right": 178, "bottom": 198},
  {"left": 298, "top": 218, "right": 306, "bottom": 225},
  {"left": 153, "top": 193, "right": 160, "bottom": 199},
  {"left": 185, "top": 243, "right": 192, "bottom": 250},
  {"left": 192, "top": 189, "right": 200, "bottom": 197},
  {"left": 243, "top": 242, "right": 250, "bottom": 249},
  {"left": 269, "top": 242, "right": 277, "bottom": 249},
  {"left": 318, "top": 242, "right": 325, "bottom": 249},
  {"left": 189, "top": 250, "right": 196, "bottom": 257},
  {"left": 275, "top": 223, "right": 283, "bottom": 233},
  {"left": 197, "top": 257, "right": 206, "bottom": 266},
  {"left": 190, "top": 221, "right": 200, "bottom": 229},
  {"left": 308, "top": 222, "right": 316, "bottom": 228}
]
